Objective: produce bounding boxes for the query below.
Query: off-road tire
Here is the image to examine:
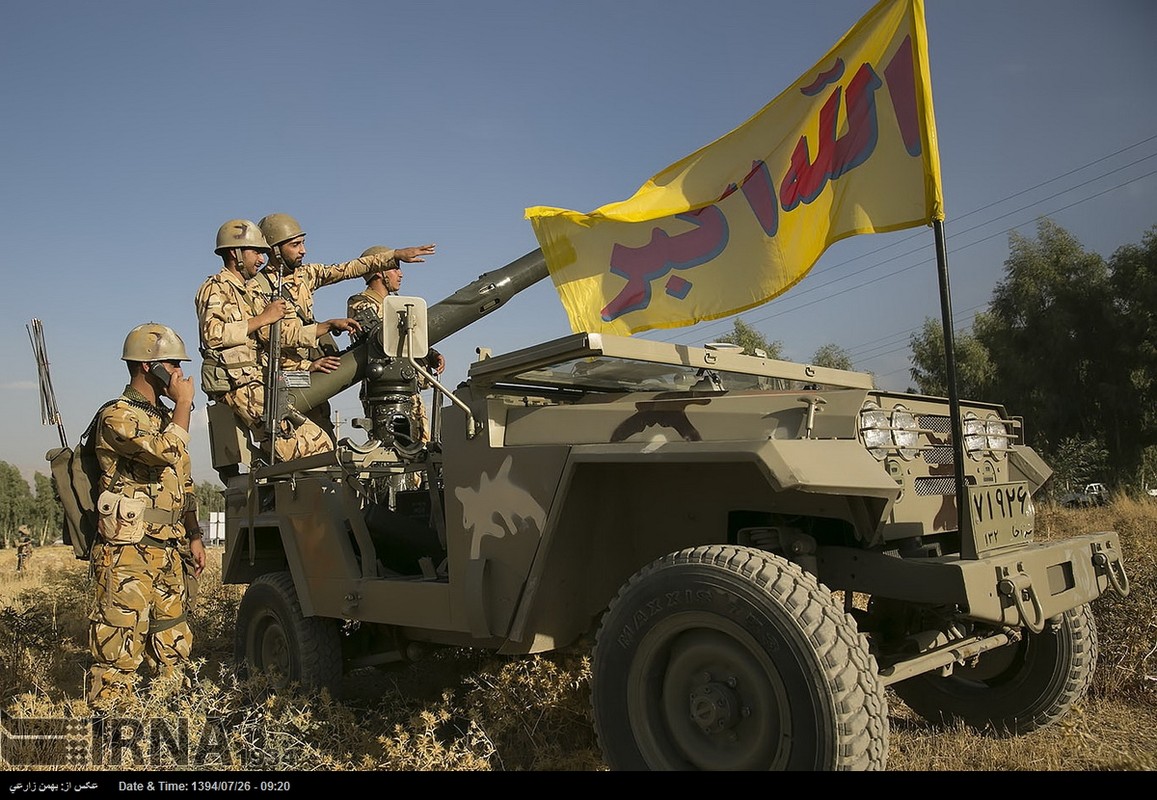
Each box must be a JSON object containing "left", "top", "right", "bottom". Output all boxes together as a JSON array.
[
  {"left": 234, "top": 571, "right": 343, "bottom": 694},
  {"left": 591, "top": 545, "right": 888, "bottom": 771},
  {"left": 892, "top": 604, "right": 1098, "bottom": 735}
]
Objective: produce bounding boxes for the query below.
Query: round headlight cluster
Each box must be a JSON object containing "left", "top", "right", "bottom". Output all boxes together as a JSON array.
[
  {"left": 860, "top": 401, "right": 919, "bottom": 460},
  {"left": 963, "top": 411, "right": 1011, "bottom": 460}
]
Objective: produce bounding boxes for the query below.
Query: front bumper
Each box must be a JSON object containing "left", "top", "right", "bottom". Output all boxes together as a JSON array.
[{"left": 818, "top": 531, "right": 1128, "bottom": 627}]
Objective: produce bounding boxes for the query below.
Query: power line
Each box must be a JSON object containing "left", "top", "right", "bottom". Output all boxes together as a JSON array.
[{"left": 648, "top": 136, "right": 1157, "bottom": 347}]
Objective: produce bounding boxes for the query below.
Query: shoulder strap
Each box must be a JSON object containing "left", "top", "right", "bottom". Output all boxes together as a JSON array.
[
  {"left": 85, "top": 398, "right": 128, "bottom": 488},
  {"left": 81, "top": 399, "right": 121, "bottom": 446}
]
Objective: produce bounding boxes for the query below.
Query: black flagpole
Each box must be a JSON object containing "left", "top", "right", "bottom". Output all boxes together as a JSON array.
[{"left": 932, "top": 219, "right": 967, "bottom": 534}]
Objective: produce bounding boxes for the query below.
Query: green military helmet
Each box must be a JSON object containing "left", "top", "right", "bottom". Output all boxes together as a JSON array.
[
  {"left": 360, "top": 245, "right": 396, "bottom": 282},
  {"left": 215, "top": 219, "right": 270, "bottom": 254},
  {"left": 259, "top": 213, "right": 305, "bottom": 248},
  {"left": 121, "top": 323, "right": 191, "bottom": 363}
]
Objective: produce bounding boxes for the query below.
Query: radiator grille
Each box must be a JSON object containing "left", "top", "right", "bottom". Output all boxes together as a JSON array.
[
  {"left": 914, "top": 476, "right": 958, "bottom": 496},
  {"left": 918, "top": 414, "right": 952, "bottom": 434},
  {"left": 923, "top": 445, "right": 954, "bottom": 465}
]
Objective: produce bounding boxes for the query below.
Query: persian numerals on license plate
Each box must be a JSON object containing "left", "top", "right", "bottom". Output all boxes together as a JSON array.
[{"left": 967, "top": 481, "right": 1035, "bottom": 556}]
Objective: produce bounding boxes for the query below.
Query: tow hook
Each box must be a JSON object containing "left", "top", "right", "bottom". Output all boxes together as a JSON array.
[
  {"left": 998, "top": 571, "right": 1045, "bottom": 634},
  {"left": 1092, "top": 544, "right": 1130, "bottom": 598}
]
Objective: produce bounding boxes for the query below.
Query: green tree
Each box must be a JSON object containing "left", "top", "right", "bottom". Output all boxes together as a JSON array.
[
  {"left": 195, "top": 481, "right": 225, "bottom": 516},
  {"left": 718, "top": 319, "right": 790, "bottom": 389},
  {"left": 1049, "top": 436, "right": 1110, "bottom": 495},
  {"left": 811, "top": 343, "right": 853, "bottom": 371},
  {"left": 32, "top": 472, "right": 61, "bottom": 545},
  {"left": 1105, "top": 225, "right": 1157, "bottom": 483},
  {"left": 974, "top": 219, "right": 1114, "bottom": 463},
  {"left": 717, "top": 318, "right": 783, "bottom": 359},
  {"left": 908, "top": 315, "right": 994, "bottom": 399},
  {"left": 0, "top": 462, "right": 34, "bottom": 548}
]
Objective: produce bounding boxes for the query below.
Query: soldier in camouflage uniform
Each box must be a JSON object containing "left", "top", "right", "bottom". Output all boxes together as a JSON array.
[
  {"left": 255, "top": 213, "right": 435, "bottom": 440},
  {"left": 15, "top": 527, "right": 32, "bottom": 572},
  {"left": 88, "top": 323, "right": 207, "bottom": 706},
  {"left": 195, "top": 219, "right": 356, "bottom": 462}
]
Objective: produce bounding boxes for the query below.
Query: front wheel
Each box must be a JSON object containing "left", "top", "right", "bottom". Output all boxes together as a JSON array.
[
  {"left": 591, "top": 545, "right": 888, "bottom": 770},
  {"left": 234, "top": 571, "right": 343, "bottom": 694},
  {"left": 891, "top": 604, "right": 1098, "bottom": 735}
]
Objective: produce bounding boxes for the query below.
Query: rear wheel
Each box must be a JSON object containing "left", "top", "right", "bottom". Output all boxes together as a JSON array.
[
  {"left": 234, "top": 571, "right": 343, "bottom": 693},
  {"left": 892, "top": 604, "right": 1097, "bottom": 735},
  {"left": 591, "top": 545, "right": 888, "bottom": 770}
]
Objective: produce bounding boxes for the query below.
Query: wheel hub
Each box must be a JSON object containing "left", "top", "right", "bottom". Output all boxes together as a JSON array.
[{"left": 689, "top": 680, "right": 742, "bottom": 734}]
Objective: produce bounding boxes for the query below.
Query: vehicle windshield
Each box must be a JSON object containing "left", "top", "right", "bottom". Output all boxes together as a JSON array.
[
  {"left": 502, "top": 356, "right": 801, "bottom": 394},
  {"left": 468, "top": 332, "right": 875, "bottom": 393}
]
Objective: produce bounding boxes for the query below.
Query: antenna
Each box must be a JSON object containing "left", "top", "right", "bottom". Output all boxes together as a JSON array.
[{"left": 27, "top": 318, "right": 67, "bottom": 447}]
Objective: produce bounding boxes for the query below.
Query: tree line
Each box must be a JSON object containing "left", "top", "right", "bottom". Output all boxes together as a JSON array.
[{"left": 908, "top": 218, "right": 1156, "bottom": 493}]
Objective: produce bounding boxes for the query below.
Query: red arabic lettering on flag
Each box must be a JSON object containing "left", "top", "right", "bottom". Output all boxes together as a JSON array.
[{"left": 526, "top": 0, "right": 943, "bottom": 335}]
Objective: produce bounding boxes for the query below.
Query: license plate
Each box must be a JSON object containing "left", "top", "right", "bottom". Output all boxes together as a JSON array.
[{"left": 964, "top": 481, "right": 1035, "bottom": 557}]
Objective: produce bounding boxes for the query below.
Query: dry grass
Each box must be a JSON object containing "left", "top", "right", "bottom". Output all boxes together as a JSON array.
[{"left": 1, "top": 496, "right": 1153, "bottom": 771}]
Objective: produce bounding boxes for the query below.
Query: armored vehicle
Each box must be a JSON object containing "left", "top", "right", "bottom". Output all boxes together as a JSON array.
[{"left": 211, "top": 249, "right": 1130, "bottom": 771}]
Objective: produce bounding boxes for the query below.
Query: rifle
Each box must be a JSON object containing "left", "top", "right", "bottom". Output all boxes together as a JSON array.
[{"left": 262, "top": 254, "right": 285, "bottom": 465}]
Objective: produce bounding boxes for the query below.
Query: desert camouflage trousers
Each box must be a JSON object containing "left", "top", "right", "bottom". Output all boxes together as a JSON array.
[
  {"left": 87, "top": 541, "right": 192, "bottom": 705},
  {"left": 219, "top": 380, "right": 334, "bottom": 462}
]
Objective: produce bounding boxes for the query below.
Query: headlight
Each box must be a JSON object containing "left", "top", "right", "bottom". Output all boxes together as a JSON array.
[
  {"left": 860, "top": 401, "right": 920, "bottom": 460},
  {"left": 892, "top": 404, "right": 918, "bottom": 460},
  {"left": 860, "top": 401, "right": 891, "bottom": 459},
  {"left": 963, "top": 411, "right": 1010, "bottom": 460},
  {"left": 984, "top": 414, "right": 1010, "bottom": 459}
]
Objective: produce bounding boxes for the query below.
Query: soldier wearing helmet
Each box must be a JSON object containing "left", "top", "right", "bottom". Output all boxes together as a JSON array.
[
  {"left": 195, "top": 219, "right": 346, "bottom": 463},
  {"left": 87, "top": 322, "right": 206, "bottom": 707},
  {"left": 15, "top": 526, "right": 32, "bottom": 572},
  {"left": 254, "top": 214, "right": 436, "bottom": 440}
]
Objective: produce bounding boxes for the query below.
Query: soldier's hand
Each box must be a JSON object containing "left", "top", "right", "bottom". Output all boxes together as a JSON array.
[
  {"left": 190, "top": 538, "right": 206, "bottom": 577},
  {"left": 167, "top": 373, "right": 196, "bottom": 408},
  {"left": 396, "top": 244, "right": 436, "bottom": 263},
  {"left": 310, "top": 356, "right": 342, "bottom": 374},
  {"left": 323, "top": 317, "right": 362, "bottom": 336},
  {"left": 259, "top": 298, "right": 289, "bottom": 325}
]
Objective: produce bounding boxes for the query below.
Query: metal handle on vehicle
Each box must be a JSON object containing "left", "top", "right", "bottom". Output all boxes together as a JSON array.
[
  {"left": 1092, "top": 548, "right": 1130, "bottom": 598},
  {"left": 998, "top": 572, "right": 1045, "bottom": 634}
]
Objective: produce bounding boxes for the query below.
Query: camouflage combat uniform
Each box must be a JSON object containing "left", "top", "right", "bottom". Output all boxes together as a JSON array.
[
  {"left": 256, "top": 252, "right": 401, "bottom": 370},
  {"left": 88, "top": 387, "right": 197, "bottom": 704},
  {"left": 254, "top": 252, "right": 402, "bottom": 440},
  {"left": 194, "top": 267, "right": 332, "bottom": 462},
  {"left": 15, "top": 532, "right": 32, "bottom": 572}
]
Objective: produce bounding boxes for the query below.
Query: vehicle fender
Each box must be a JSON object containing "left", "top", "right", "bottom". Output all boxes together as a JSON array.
[{"left": 757, "top": 439, "right": 901, "bottom": 499}]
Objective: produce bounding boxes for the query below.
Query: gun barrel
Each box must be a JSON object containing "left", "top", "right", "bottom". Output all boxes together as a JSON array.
[
  {"left": 428, "top": 248, "right": 548, "bottom": 345},
  {"left": 286, "top": 248, "right": 549, "bottom": 415}
]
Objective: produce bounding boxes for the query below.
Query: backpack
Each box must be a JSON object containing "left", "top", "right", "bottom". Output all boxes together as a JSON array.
[{"left": 46, "top": 399, "right": 120, "bottom": 560}]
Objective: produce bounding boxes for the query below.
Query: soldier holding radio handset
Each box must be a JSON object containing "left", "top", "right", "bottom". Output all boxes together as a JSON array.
[{"left": 87, "top": 322, "right": 205, "bottom": 707}]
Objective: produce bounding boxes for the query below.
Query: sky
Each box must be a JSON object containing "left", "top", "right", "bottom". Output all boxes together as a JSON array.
[{"left": 1, "top": 0, "right": 1155, "bottom": 487}]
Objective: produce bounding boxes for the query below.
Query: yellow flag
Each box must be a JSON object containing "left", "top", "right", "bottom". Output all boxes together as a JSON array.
[{"left": 526, "top": 0, "right": 943, "bottom": 336}]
